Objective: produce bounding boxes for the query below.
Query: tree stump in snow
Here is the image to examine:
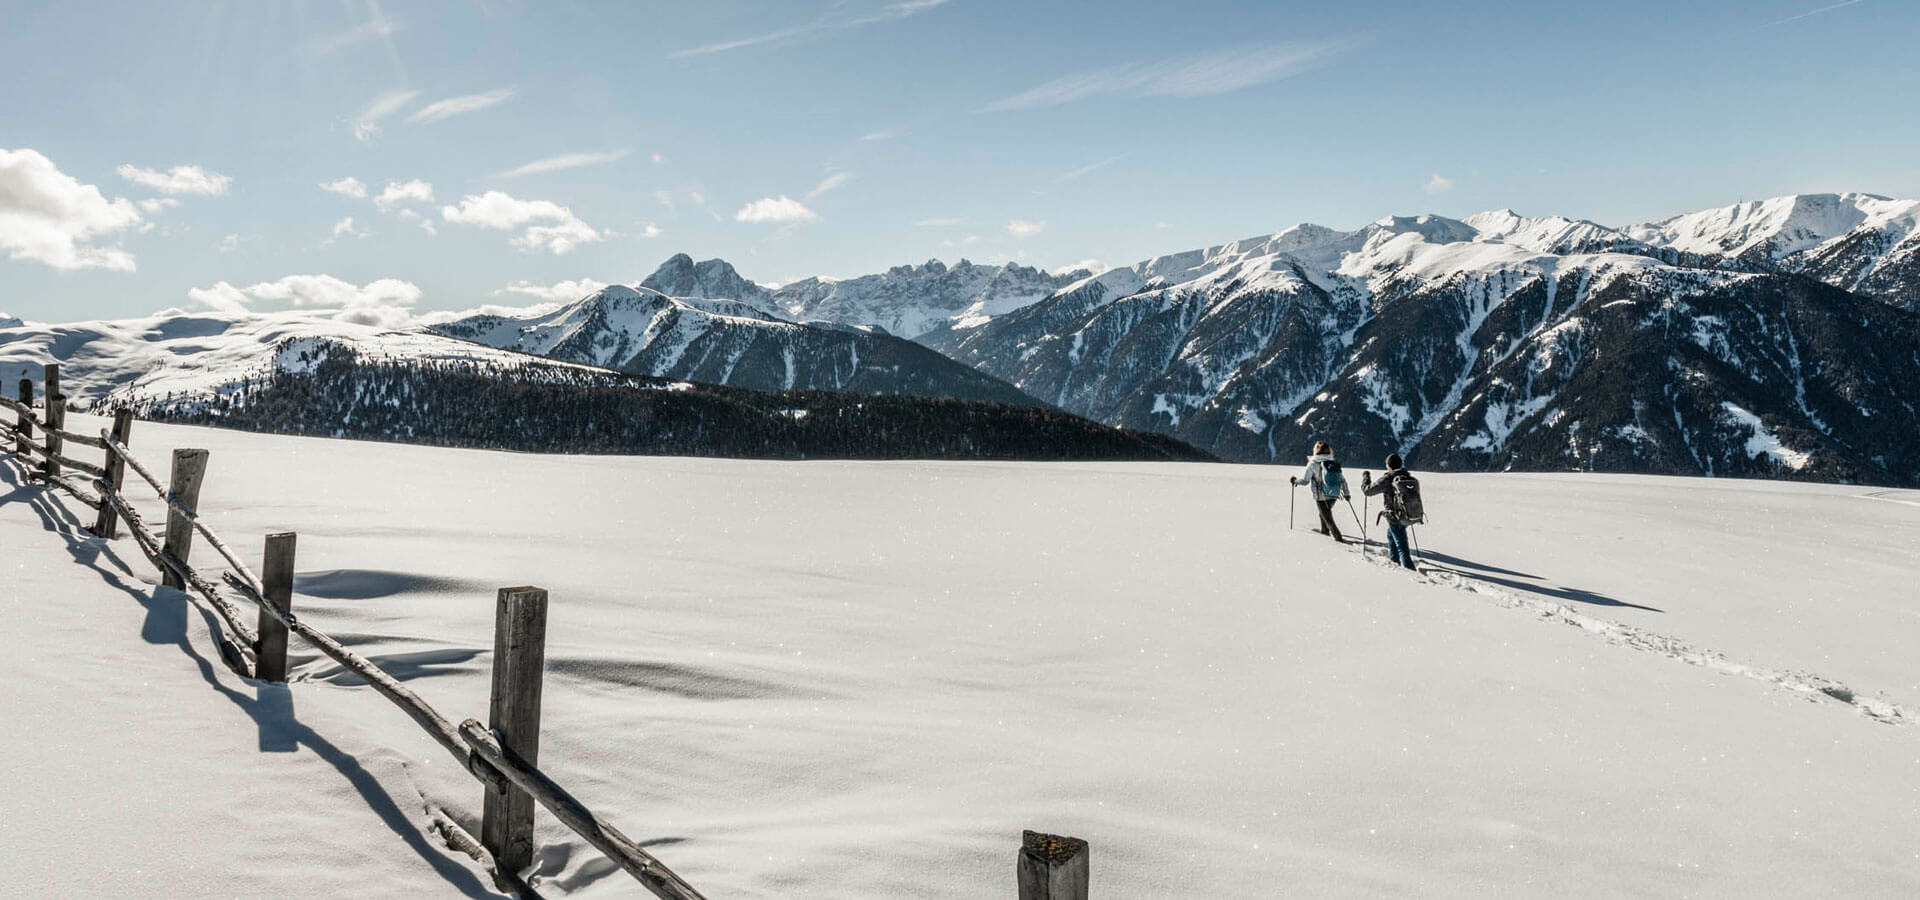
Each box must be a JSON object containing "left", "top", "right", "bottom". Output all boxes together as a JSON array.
[
  {"left": 1018, "top": 830, "right": 1089, "bottom": 900},
  {"left": 482, "top": 585, "right": 549, "bottom": 884}
]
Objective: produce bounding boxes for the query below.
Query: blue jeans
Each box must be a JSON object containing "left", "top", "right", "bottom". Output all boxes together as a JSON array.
[{"left": 1386, "top": 522, "right": 1415, "bottom": 569}]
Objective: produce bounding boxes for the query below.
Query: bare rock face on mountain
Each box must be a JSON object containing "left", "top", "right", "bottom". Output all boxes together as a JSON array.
[
  {"left": 767, "top": 258, "right": 1087, "bottom": 339},
  {"left": 923, "top": 197, "right": 1920, "bottom": 484},
  {"left": 430, "top": 284, "right": 1042, "bottom": 407}
]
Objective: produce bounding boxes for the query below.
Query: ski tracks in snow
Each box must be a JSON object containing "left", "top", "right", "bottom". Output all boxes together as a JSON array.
[{"left": 1349, "top": 545, "right": 1917, "bottom": 728}]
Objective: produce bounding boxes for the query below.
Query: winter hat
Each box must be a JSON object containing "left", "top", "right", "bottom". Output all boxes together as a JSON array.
[{"left": 1385, "top": 452, "right": 1403, "bottom": 469}]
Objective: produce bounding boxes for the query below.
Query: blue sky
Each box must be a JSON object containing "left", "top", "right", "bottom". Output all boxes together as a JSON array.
[{"left": 3, "top": 0, "right": 1916, "bottom": 323}]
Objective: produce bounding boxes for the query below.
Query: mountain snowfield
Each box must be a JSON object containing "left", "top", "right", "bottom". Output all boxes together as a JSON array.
[{"left": 4, "top": 417, "right": 1918, "bottom": 897}]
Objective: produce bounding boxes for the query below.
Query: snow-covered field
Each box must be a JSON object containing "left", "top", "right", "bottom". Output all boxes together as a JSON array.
[{"left": 3, "top": 416, "right": 1917, "bottom": 898}]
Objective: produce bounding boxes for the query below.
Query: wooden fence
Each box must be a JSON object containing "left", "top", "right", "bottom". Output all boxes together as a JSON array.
[{"left": 2, "top": 362, "right": 1091, "bottom": 900}]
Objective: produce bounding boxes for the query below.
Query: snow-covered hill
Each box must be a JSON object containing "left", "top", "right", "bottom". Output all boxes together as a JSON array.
[
  {"left": 922, "top": 196, "right": 1920, "bottom": 480},
  {"left": 8, "top": 419, "right": 1917, "bottom": 896},
  {"left": 0, "top": 309, "right": 619, "bottom": 408},
  {"left": 430, "top": 283, "right": 1041, "bottom": 406}
]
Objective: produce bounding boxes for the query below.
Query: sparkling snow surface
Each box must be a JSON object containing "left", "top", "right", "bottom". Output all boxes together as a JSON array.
[{"left": 4, "top": 419, "right": 1918, "bottom": 897}]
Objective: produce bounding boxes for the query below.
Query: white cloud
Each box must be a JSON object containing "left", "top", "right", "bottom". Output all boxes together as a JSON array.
[
  {"left": 860, "top": 127, "right": 903, "bottom": 141},
  {"left": 185, "top": 282, "right": 251, "bottom": 314},
  {"left": 671, "top": 0, "right": 949, "bottom": 58},
  {"left": 1054, "top": 259, "right": 1108, "bottom": 276},
  {"left": 374, "top": 179, "right": 434, "bottom": 211},
  {"left": 806, "top": 172, "right": 853, "bottom": 200},
  {"left": 116, "top": 163, "right": 231, "bottom": 195},
  {"left": 493, "top": 278, "right": 610, "bottom": 303},
  {"left": 407, "top": 89, "right": 515, "bottom": 124},
  {"left": 983, "top": 41, "right": 1354, "bottom": 112},
  {"left": 653, "top": 189, "right": 675, "bottom": 209},
  {"left": 216, "top": 233, "right": 241, "bottom": 253},
  {"left": 320, "top": 176, "right": 367, "bottom": 199},
  {"left": 1061, "top": 155, "right": 1124, "bottom": 180},
  {"left": 441, "top": 190, "right": 604, "bottom": 254},
  {"left": 1768, "top": 0, "right": 1868, "bottom": 26},
  {"left": 352, "top": 89, "right": 419, "bottom": 141},
  {"left": 1006, "top": 219, "right": 1046, "bottom": 238},
  {"left": 0, "top": 148, "right": 143, "bottom": 271},
  {"left": 332, "top": 217, "right": 357, "bottom": 237},
  {"left": 138, "top": 198, "right": 180, "bottom": 214},
  {"left": 187, "top": 274, "right": 423, "bottom": 327},
  {"left": 640, "top": 223, "right": 663, "bottom": 238},
  {"left": 493, "top": 150, "right": 630, "bottom": 179},
  {"left": 735, "top": 196, "right": 820, "bottom": 224},
  {"left": 1424, "top": 173, "right": 1455, "bottom": 193}
]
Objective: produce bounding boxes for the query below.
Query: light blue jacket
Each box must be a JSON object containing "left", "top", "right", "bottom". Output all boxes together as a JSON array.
[{"left": 1300, "top": 453, "right": 1348, "bottom": 500}]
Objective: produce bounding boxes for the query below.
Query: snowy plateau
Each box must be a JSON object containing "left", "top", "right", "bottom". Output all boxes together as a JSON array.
[{"left": 2, "top": 415, "right": 1917, "bottom": 897}]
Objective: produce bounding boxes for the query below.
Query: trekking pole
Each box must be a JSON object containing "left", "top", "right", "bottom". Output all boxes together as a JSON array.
[
  {"left": 1288, "top": 480, "right": 1296, "bottom": 530},
  {"left": 1344, "top": 497, "right": 1365, "bottom": 555},
  {"left": 1360, "top": 490, "right": 1370, "bottom": 558},
  {"left": 1410, "top": 525, "right": 1423, "bottom": 568}
]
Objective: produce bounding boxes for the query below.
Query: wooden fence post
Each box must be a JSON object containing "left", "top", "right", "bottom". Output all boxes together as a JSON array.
[
  {"left": 482, "top": 585, "right": 549, "bottom": 883},
  {"left": 1018, "top": 831, "right": 1089, "bottom": 900},
  {"left": 160, "top": 449, "right": 210, "bottom": 590},
  {"left": 89, "top": 410, "right": 134, "bottom": 538},
  {"left": 41, "top": 363, "right": 62, "bottom": 477},
  {"left": 256, "top": 532, "right": 296, "bottom": 682},
  {"left": 14, "top": 379, "right": 31, "bottom": 455}
]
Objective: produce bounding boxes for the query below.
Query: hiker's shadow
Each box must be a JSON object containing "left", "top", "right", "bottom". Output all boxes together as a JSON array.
[
  {"left": 1413, "top": 548, "right": 1664, "bottom": 613},
  {"left": 0, "top": 461, "right": 502, "bottom": 898}
]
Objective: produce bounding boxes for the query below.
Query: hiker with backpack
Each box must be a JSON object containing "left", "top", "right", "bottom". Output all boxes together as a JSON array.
[
  {"left": 1362, "top": 453, "right": 1423, "bottom": 570},
  {"left": 1290, "top": 441, "right": 1349, "bottom": 542}
]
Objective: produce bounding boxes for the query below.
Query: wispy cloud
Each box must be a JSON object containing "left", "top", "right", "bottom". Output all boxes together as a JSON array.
[
  {"left": 735, "top": 196, "right": 820, "bottom": 224},
  {"left": 1061, "top": 155, "right": 1124, "bottom": 180},
  {"left": 672, "top": 0, "right": 950, "bottom": 58},
  {"left": 310, "top": 14, "right": 398, "bottom": 56},
  {"left": 117, "top": 164, "right": 231, "bottom": 195},
  {"left": 1006, "top": 219, "right": 1045, "bottom": 238},
  {"left": 1424, "top": 173, "right": 1454, "bottom": 194},
  {"left": 1767, "top": 0, "right": 1868, "bottom": 25},
  {"left": 331, "top": 217, "right": 357, "bottom": 238},
  {"left": 860, "top": 127, "right": 903, "bottom": 141},
  {"left": 806, "top": 172, "right": 853, "bottom": 200},
  {"left": 407, "top": 89, "right": 515, "bottom": 124},
  {"left": 352, "top": 89, "right": 419, "bottom": 141},
  {"left": 983, "top": 41, "right": 1354, "bottom": 112},
  {"left": 493, "top": 150, "right": 630, "bottom": 179},
  {"left": 916, "top": 217, "right": 966, "bottom": 226}
]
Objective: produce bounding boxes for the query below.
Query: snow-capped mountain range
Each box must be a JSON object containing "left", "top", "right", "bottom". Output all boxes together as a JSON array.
[
  {"left": 637, "top": 252, "right": 1086, "bottom": 339},
  {"left": 428, "top": 282, "right": 1039, "bottom": 406},
  {"left": 547, "top": 192, "right": 1914, "bottom": 482}
]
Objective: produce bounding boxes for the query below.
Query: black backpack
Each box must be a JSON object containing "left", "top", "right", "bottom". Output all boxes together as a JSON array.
[{"left": 1390, "top": 471, "right": 1425, "bottom": 524}]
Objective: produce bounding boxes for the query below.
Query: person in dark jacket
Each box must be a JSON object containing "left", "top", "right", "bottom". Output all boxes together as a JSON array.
[
  {"left": 1290, "top": 441, "right": 1348, "bottom": 542},
  {"left": 1362, "top": 453, "right": 1417, "bottom": 570}
]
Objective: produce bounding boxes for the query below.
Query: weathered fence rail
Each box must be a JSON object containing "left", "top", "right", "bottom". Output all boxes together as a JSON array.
[
  {"left": 3, "top": 363, "right": 707, "bottom": 899},
  {"left": 7, "top": 362, "right": 1093, "bottom": 899}
]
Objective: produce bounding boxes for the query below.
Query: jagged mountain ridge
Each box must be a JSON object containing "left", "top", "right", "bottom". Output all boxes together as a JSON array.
[
  {"left": 638, "top": 252, "right": 1085, "bottom": 339},
  {"left": 429, "top": 283, "right": 1043, "bottom": 407},
  {"left": 916, "top": 195, "right": 1920, "bottom": 483}
]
